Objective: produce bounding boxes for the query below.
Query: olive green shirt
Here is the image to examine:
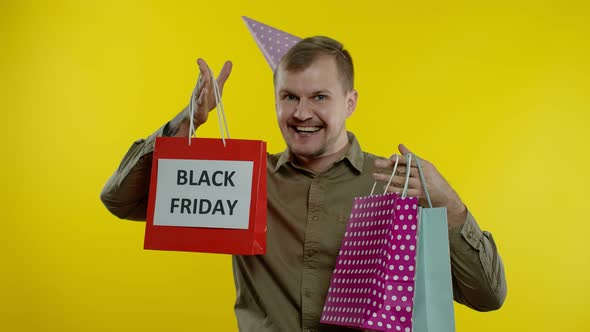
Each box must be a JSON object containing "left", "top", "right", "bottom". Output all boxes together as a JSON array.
[{"left": 101, "top": 125, "right": 506, "bottom": 332}]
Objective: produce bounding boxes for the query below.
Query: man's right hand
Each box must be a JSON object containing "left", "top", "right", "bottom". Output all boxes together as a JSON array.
[{"left": 168, "top": 58, "right": 233, "bottom": 137}]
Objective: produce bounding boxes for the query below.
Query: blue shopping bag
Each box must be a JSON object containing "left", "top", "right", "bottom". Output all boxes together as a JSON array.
[{"left": 412, "top": 156, "right": 456, "bottom": 332}]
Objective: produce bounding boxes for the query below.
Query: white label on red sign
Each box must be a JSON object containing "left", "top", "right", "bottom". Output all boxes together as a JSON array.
[{"left": 153, "top": 159, "right": 254, "bottom": 229}]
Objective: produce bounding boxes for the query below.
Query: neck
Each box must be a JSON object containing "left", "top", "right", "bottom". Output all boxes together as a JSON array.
[{"left": 293, "top": 140, "right": 351, "bottom": 174}]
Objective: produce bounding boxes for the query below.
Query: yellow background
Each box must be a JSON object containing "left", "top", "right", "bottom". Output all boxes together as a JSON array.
[{"left": 1, "top": 0, "right": 589, "bottom": 331}]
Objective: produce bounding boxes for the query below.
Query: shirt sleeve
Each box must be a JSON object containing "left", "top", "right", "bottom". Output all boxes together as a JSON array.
[
  {"left": 100, "top": 122, "right": 171, "bottom": 221},
  {"left": 448, "top": 210, "right": 507, "bottom": 311}
]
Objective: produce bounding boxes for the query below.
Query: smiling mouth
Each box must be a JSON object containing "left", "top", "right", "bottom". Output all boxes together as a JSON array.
[{"left": 293, "top": 126, "right": 322, "bottom": 133}]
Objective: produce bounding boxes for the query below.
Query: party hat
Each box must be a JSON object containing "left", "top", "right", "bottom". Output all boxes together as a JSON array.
[{"left": 242, "top": 16, "right": 301, "bottom": 70}]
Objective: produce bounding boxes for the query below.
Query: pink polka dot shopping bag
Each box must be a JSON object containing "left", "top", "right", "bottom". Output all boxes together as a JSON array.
[{"left": 321, "top": 155, "right": 455, "bottom": 332}]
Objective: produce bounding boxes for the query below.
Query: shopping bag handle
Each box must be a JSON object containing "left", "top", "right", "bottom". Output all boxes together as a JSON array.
[
  {"left": 370, "top": 155, "right": 400, "bottom": 196},
  {"left": 413, "top": 155, "right": 433, "bottom": 208},
  {"left": 369, "top": 153, "right": 433, "bottom": 208},
  {"left": 187, "top": 65, "right": 230, "bottom": 147},
  {"left": 400, "top": 154, "right": 413, "bottom": 199},
  {"left": 369, "top": 154, "right": 413, "bottom": 197}
]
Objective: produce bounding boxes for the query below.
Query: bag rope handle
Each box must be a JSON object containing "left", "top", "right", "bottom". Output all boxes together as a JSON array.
[{"left": 188, "top": 66, "right": 230, "bottom": 146}]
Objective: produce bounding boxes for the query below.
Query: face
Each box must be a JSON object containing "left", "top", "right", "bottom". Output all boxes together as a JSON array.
[{"left": 274, "top": 55, "right": 358, "bottom": 161}]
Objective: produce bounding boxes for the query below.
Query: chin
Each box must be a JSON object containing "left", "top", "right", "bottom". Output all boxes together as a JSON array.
[
  {"left": 281, "top": 129, "right": 330, "bottom": 158},
  {"left": 288, "top": 144, "right": 326, "bottom": 159}
]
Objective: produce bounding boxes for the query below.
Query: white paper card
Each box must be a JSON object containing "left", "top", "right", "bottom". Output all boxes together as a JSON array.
[{"left": 153, "top": 159, "right": 254, "bottom": 229}]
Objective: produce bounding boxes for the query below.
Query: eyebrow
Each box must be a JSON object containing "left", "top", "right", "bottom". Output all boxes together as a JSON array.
[
  {"left": 278, "top": 89, "right": 295, "bottom": 96},
  {"left": 278, "top": 89, "right": 332, "bottom": 96},
  {"left": 311, "top": 90, "right": 332, "bottom": 95}
]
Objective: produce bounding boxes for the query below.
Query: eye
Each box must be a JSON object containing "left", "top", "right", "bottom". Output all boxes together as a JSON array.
[
  {"left": 314, "top": 95, "right": 327, "bottom": 101},
  {"left": 285, "top": 94, "right": 298, "bottom": 101}
]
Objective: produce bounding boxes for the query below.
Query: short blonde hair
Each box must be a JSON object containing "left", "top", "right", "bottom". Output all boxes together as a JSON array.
[{"left": 275, "top": 36, "right": 354, "bottom": 92}]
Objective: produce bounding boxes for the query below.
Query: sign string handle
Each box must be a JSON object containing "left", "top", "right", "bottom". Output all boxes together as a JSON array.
[{"left": 188, "top": 65, "right": 230, "bottom": 147}]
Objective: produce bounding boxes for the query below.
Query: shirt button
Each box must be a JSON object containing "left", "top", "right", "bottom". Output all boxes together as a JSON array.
[
  {"left": 312, "top": 215, "right": 318, "bottom": 221},
  {"left": 304, "top": 290, "right": 311, "bottom": 298}
]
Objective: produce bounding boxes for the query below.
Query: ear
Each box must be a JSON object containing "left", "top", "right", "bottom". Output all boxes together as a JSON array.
[{"left": 345, "top": 89, "right": 358, "bottom": 118}]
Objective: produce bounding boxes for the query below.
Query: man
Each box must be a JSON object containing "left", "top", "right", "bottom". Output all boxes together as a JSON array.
[{"left": 101, "top": 36, "right": 506, "bottom": 331}]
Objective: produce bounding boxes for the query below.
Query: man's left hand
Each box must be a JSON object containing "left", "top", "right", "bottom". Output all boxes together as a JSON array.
[{"left": 373, "top": 144, "right": 467, "bottom": 228}]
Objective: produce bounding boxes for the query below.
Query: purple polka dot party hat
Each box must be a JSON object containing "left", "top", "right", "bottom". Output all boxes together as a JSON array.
[{"left": 242, "top": 16, "right": 302, "bottom": 70}]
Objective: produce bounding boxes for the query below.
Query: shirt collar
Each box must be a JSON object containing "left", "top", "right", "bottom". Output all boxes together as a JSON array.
[{"left": 273, "top": 131, "right": 365, "bottom": 174}]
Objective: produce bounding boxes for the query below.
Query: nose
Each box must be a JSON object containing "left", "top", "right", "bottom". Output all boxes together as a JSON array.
[{"left": 293, "top": 99, "right": 313, "bottom": 121}]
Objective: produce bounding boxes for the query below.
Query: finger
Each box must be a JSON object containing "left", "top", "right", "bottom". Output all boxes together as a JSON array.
[
  {"left": 403, "top": 188, "right": 421, "bottom": 197},
  {"left": 385, "top": 185, "right": 421, "bottom": 198},
  {"left": 388, "top": 153, "right": 415, "bottom": 166},
  {"left": 197, "top": 58, "right": 211, "bottom": 87},
  {"left": 197, "top": 87, "right": 208, "bottom": 106},
  {"left": 372, "top": 164, "right": 418, "bottom": 180},
  {"left": 216, "top": 60, "right": 233, "bottom": 94},
  {"left": 389, "top": 175, "right": 421, "bottom": 189},
  {"left": 374, "top": 173, "right": 421, "bottom": 191},
  {"left": 374, "top": 158, "right": 394, "bottom": 169},
  {"left": 373, "top": 173, "right": 405, "bottom": 186},
  {"left": 405, "top": 177, "right": 422, "bottom": 190},
  {"left": 398, "top": 144, "right": 413, "bottom": 156},
  {"left": 385, "top": 185, "right": 402, "bottom": 194},
  {"left": 393, "top": 166, "right": 419, "bottom": 177},
  {"left": 376, "top": 154, "right": 417, "bottom": 168},
  {"left": 376, "top": 152, "right": 422, "bottom": 170},
  {"left": 373, "top": 172, "right": 393, "bottom": 182}
]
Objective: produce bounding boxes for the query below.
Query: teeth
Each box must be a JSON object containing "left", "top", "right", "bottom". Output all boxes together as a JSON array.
[{"left": 296, "top": 126, "right": 320, "bottom": 133}]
